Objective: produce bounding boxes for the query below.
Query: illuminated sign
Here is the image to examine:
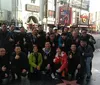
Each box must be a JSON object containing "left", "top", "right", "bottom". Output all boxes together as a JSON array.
[{"left": 25, "top": 4, "right": 40, "bottom": 12}]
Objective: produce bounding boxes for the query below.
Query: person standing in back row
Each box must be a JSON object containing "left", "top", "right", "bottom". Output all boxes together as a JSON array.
[
  {"left": 80, "top": 28, "right": 96, "bottom": 74},
  {"left": 0, "top": 48, "right": 9, "bottom": 84},
  {"left": 10, "top": 45, "right": 29, "bottom": 81}
]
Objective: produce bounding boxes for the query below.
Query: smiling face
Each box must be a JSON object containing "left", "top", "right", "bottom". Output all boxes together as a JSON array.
[
  {"left": 80, "top": 40, "right": 87, "bottom": 47},
  {"left": 33, "top": 46, "right": 38, "bottom": 53},
  {"left": 0, "top": 48, "right": 6, "bottom": 56},
  {"left": 2, "top": 24, "right": 7, "bottom": 32},
  {"left": 64, "top": 28, "right": 69, "bottom": 33},
  {"left": 15, "top": 46, "right": 21, "bottom": 54},
  {"left": 45, "top": 42, "right": 51, "bottom": 49},
  {"left": 32, "top": 28, "right": 37, "bottom": 35},
  {"left": 72, "top": 31, "right": 78, "bottom": 38},
  {"left": 61, "top": 35, "right": 66, "bottom": 40},
  {"left": 71, "top": 44, "right": 76, "bottom": 52},
  {"left": 10, "top": 25, "right": 15, "bottom": 31},
  {"left": 50, "top": 34, "right": 55, "bottom": 40},
  {"left": 56, "top": 47, "right": 61, "bottom": 53},
  {"left": 81, "top": 30, "right": 87, "bottom": 37}
]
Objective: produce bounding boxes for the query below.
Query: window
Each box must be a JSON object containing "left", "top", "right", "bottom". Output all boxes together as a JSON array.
[{"left": 31, "top": 0, "right": 35, "bottom": 3}]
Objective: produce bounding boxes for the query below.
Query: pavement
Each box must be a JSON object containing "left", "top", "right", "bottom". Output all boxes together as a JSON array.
[{"left": 92, "top": 34, "right": 100, "bottom": 49}]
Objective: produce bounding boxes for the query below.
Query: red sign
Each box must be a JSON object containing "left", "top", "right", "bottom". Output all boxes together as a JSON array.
[
  {"left": 59, "top": 5, "right": 72, "bottom": 26},
  {"left": 80, "top": 14, "right": 88, "bottom": 18},
  {"left": 80, "top": 14, "right": 88, "bottom": 24}
]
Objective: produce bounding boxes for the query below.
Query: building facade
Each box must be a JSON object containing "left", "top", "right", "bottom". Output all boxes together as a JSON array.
[
  {"left": 0, "top": 0, "right": 90, "bottom": 29},
  {"left": 91, "top": 11, "right": 100, "bottom": 31},
  {"left": 0, "top": 0, "right": 12, "bottom": 25},
  {"left": 56, "top": 0, "right": 90, "bottom": 28},
  {"left": 71, "top": 0, "right": 90, "bottom": 27}
]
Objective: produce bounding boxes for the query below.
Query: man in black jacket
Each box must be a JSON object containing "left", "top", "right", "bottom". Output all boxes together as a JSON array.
[
  {"left": 41, "top": 42, "right": 55, "bottom": 78},
  {"left": 78, "top": 39, "right": 93, "bottom": 82},
  {"left": 68, "top": 44, "right": 81, "bottom": 80},
  {"left": 37, "top": 25, "right": 46, "bottom": 53},
  {"left": 15, "top": 27, "right": 29, "bottom": 55},
  {"left": 0, "top": 24, "right": 13, "bottom": 57},
  {"left": 80, "top": 28, "right": 96, "bottom": 74},
  {"left": 46, "top": 33, "right": 58, "bottom": 54},
  {"left": 0, "top": 48, "right": 9, "bottom": 84},
  {"left": 27, "top": 28, "right": 38, "bottom": 53},
  {"left": 58, "top": 33, "right": 72, "bottom": 53},
  {"left": 80, "top": 28, "right": 96, "bottom": 52},
  {"left": 10, "top": 45, "right": 29, "bottom": 81}
]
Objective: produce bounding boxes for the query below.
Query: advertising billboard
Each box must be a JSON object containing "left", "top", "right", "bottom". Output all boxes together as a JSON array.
[
  {"left": 71, "top": 0, "right": 90, "bottom": 11},
  {"left": 59, "top": 5, "right": 72, "bottom": 26}
]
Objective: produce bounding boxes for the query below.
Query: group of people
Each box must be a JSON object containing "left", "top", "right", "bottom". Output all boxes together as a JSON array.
[{"left": 0, "top": 24, "right": 96, "bottom": 84}]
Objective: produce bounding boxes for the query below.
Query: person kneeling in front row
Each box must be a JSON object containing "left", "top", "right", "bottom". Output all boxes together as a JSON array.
[
  {"left": 0, "top": 48, "right": 9, "bottom": 84},
  {"left": 10, "top": 45, "right": 29, "bottom": 81},
  {"left": 53, "top": 47, "right": 68, "bottom": 79},
  {"left": 28, "top": 45, "right": 42, "bottom": 80}
]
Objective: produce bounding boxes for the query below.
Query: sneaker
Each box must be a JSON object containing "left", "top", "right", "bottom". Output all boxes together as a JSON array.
[
  {"left": 42, "top": 71, "right": 46, "bottom": 75},
  {"left": 51, "top": 73, "right": 55, "bottom": 79}
]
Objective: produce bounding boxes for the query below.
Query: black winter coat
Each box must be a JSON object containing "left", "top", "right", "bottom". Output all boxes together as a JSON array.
[{"left": 11, "top": 52, "right": 29, "bottom": 71}]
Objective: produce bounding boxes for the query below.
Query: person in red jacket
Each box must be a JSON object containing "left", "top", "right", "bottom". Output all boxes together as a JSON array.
[{"left": 53, "top": 47, "right": 68, "bottom": 79}]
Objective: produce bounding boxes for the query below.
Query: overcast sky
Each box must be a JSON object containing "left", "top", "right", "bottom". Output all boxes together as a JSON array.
[{"left": 90, "top": 0, "right": 100, "bottom": 12}]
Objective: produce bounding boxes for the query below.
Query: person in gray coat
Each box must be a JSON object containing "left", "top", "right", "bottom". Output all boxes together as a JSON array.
[{"left": 78, "top": 38, "right": 93, "bottom": 82}]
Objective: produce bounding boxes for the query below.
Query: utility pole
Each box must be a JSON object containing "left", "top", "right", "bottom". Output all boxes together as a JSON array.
[
  {"left": 40, "top": 0, "right": 44, "bottom": 25},
  {"left": 44, "top": 0, "right": 48, "bottom": 32},
  {"left": 15, "top": 0, "right": 18, "bottom": 27},
  {"left": 54, "top": 0, "right": 57, "bottom": 27},
  {"left": 88, "top": 1, "right": 90, "bottom": 29}
]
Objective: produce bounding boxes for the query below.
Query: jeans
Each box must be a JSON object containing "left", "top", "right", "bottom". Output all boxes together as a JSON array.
[{"left": 86, "top": 57, "right": 92, "bottom": 77}]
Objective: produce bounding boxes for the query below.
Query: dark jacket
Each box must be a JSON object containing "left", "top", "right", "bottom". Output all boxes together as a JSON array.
[
  {"left": 27, "top": 33, "right": 38, "bottom": 52},
  {"left": 0, "top": 55, "right": 9, "bottom": 73},
  {"left": 15, "top": 32, "right": 29, "bottom": 54},
  {"left": 80, "top": 34, "right": 96, "bottom": 52},
  {"left": 68, "top": 51, "right": 80, "bottom": 72},
  {"left": 37, "top": 31, "right": 46, "bottom": 50},
  {"left": 41, "top": 48, "right": 55, "bottom": 69},
  {"left": 11, "top": 52, "right": 29, "bottom": 71},
  {"left": 9, "top": 31, "right": 17, "bottom": 52},
  {"left": 78, "top": 45, "right": 93, "bottom": 58},
  {"left": 0, "top": 30, "right": 11, "bottom": 52},
  {"left": 47, "top": 38, "right": 58, "bottom": 54},
  {"left": 58, "top": 37, "right": 72, "bottom": 53},
  {"left": 78, "top": 45, "right": 93, "bottom": 67},
  {"left": 71, "top": 35, "right": 80, "bottom": 47}
]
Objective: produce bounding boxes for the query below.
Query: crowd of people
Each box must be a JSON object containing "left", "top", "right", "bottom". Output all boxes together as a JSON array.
[{"left": 0, "top": 24, "right": 96, "bottom": 84}]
